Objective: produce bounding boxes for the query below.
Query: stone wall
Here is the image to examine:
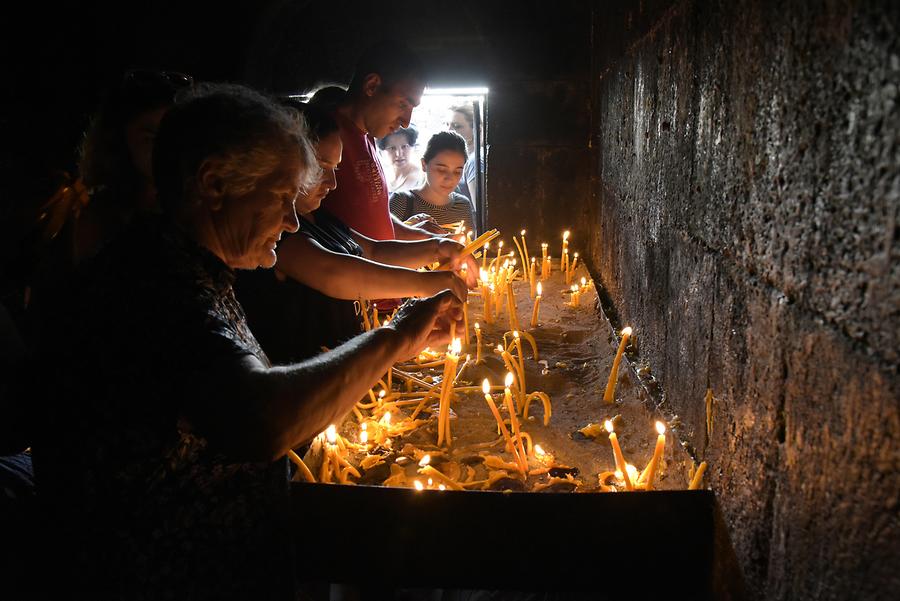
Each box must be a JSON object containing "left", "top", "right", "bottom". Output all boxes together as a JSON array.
[{"left": 582, "top": 1, "right": 899, "bottom": 599}]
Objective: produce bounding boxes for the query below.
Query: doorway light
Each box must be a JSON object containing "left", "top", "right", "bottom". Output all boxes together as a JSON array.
[{"left": 424, "top": 87, "right": 489, "bottom": 96}]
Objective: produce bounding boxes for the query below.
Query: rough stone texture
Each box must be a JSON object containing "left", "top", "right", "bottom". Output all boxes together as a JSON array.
[{"left": 584, "top": 1, "right": 900, "bottom": 599}]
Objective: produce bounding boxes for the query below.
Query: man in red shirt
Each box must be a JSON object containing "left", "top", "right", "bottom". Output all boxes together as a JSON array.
[{"left": 319, "top": 42, "right": 437, "bottom": 242}]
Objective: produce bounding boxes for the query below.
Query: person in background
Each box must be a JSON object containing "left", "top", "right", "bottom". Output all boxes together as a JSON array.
[
  {"left": 237, "top": 101, "right": 472, "bottom": 365},
  {"left": 32, "top": 83, "right": 461, "bottom": 600},
  {"left": 377, "top": 124, "right": 423, "bottom": 193},
  {"left": 389, "top": 130, "right": 476, "bottom": 233},
  {"left": 320, "top": 41, "right": 439, "bottom": 242},
  {"left": 448, "top": 102, "right": 483, "bottom": 204}
]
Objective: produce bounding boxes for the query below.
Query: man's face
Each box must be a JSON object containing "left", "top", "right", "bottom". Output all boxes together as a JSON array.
[
  {"left": 363, "top": 77, "right": 424, "bottom": 139},
  {"left": 216, "top": 154, "right": 303, "bottom": 270},
  {"left": 448, "top": 111, "right": 473, "bottom": 147}
]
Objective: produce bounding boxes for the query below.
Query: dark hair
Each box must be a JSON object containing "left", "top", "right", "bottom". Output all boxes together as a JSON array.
[
  {"left": 422, "top": 131, "right": 467, "bottom": 163},
  {"left": 376, "top": 124, "right": 418, "bottom": 150},
  {"left": 152, "top": 83, "right": 317, "bottom": 214},
  {"left": 450, "top": 103, "right": 474, "bottom": 128},
  {"left": 307, "top": 85, "right": 347, "bottom": 111},
  {"left": 279, "top": 96, "right": 339, "bottom": 143},
  {"left": 79, "top": 69, "right": 193, "bottom": 196},
  {"left": 348, "top": 41, "right": 426, "bottom": 95}
]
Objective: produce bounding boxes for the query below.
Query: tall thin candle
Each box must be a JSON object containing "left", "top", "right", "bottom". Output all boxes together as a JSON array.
[{"left": 603, "top": 327, "right": 633, "bottom": 403}]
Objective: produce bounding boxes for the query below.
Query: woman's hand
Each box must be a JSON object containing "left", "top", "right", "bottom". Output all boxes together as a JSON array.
[
  {"left": 415, "top": 270, "right": 469, "bottom": 302},
  {"left": 386, "top": 290, "right": 463, "bottom": 358},
  {"left": 435, "top": 238, "right": 480, "bottom": 287}
]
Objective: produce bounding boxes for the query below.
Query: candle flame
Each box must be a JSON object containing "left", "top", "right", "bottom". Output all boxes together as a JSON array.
[
  {"left": 360, "top": 431, "right": 368, "bottom": 444},
  {"left": 450, "top": 338, "right": 462, "bottom": 355},
  {"left": 427, "top": 478, "right": 434, "bottom": 487},
  {"left": 474, "top": 322, "right": 480, "bottom": 330},
  {"left": 419, "top": 454, "right": 431, "bottom": 466},
  {"left": 604, "top": 420, "right": 614, "bottom": 433},
  {"left": 325, "top": 425, "right": 337, "bottom": 444},
  {"left": 414, "top": 480, "right": 424, "bottom": 491},
  {"left": 571, "top": 284, "right": 578, "bottom": 292},
  {"left": 626, "top": 464, "right": 639, "bottom": 481},
  {"left": 656, "top": 421, "right": 666, "bottom": 435},
  {"left": 498, "top": 241, "right": 503, "bottom": 248},
  {"left": 482, "top": 379, "right": 491, "bottom": 394},
  {"left": 531, "top": 257, "right": 535, "bottom": 263},
  {"left": 622, "top": 326, "right": 633, "bottom": 336},
  {"left": 574, "top": 252, "right": 578, "bottom": 257},
  {"left": 534, "top": 444, "right": 546, "bottom": 456},
  {"left": 458, "top": 235, "right": 466, "bottom": 244},
  {"left": 513, "top": 331, "right": 519, "bottom": 339},
  {"left": 460, "top": 262, "right": 468, "bottom": 272},
  {"left": 378, "top": 389, "right": 386, "bottom": 398},
  {"left": 521, "top": 229, "right": 526, "bottom": 236},
  {"left": 484, "top": 241, "right": 489, "bottom": 250},
  {"left": 615, "top": 470, "right": 624, "bottom": 481},
  {"left": 563, "top": 231, "right": 570, "bottom": 240},
  {"left": 361, "top": 423, "right": 367, "bottom": 431},
  {"left": 581, "top": 277, "right": 587, "bottom": 286},
  {"left": 537, "top": 282, "right": 542, "bottom": 296},
  {"left": 505, "top": 372, "right": 514, "bottom": 388},
  {"left": 381, "top": 412, "right": 392, "bottom": 426},
  {"left": 541, "top": 242, "right": 548, "bottom": 248},
  {"left": 438, "top": 484, "right": 446, "bottom": 491},
  {"left": 496, "top": 343, "right": 504, "bottom": 352}
]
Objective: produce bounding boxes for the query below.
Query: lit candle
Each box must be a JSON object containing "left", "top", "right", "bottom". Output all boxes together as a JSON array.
[
  {"left": 688, "top": 461, "right": 708, "bottom": 490},
  {"left": 482, "top": 241, "right": 489, "bottom": 270},
  {"left": 604, "top": 420, "right": 633, "bottom": 490},
  {"left": 580, "top": 276, "right": 587, "bottom": 290},
  {"left": 567, "top": 252, "right": 579, "bottom": 285},
  {"left": 603, "top": 326, "right": 633, "bottom": 403},
  {"left": 373, "top": 308, "right": 380, "bottom": 328},
  {"left": 540, "top": 243, "right": 549, "bottom": 281},
  {"left": 503, "top": 373, "right": 529, "bottom": 474},
  {"left": 570, "top": 284, "right": 580, "bottom": 307},
  {"left": 496, "top": 240, "right": 503, "bottom": 266},
  {"left": 520, "top": 230, "right": 530, "bottom": 273},
  {"left": 530, "top": 282, "right": 542, "bottom": 328},
  {"left": 326, "top": 425, "right": 343, "bottom": 484},
  {"left": 474, "top": 323, "right": 483, "bottom": 364},
  {"left": 643, "top": 421, "right": 666, "bottom": 491},
  {"left": 529, "top": 257, "right": 537, "bottom": 297},
  {"left": 437, "top": 338, "right": 461, "bottom": 447},
  {"left": 483, "top": 379, "right": 517, "bottom": 455},
  {"left": 562, "top": 230, "right": 570, "bottom": 273},
  {"left": 506, "top": 277, "right": 519, "bottom": 332}
]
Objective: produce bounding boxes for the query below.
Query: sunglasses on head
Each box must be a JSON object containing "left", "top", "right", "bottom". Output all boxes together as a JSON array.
[{"left": 123, "top": 69, "right": 194, "bottom": 90}]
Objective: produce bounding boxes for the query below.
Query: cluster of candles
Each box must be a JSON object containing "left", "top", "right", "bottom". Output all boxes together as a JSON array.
[{"left": 286, "top": 226, "right": 708, "bottom": 493}]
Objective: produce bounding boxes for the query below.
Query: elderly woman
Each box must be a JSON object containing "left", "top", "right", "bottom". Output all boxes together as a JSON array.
[{"left": 33, "top": 83, "right": 460, "bottom": 600}]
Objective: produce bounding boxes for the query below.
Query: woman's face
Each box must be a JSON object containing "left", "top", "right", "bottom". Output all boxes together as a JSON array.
[
  {"left": 216, "top": 153, "right": 304, "bottom": 270},
  {"left": 381, "top": 132, "right": 413, "bottom": 170},
  {"left": 296, "top": 132, "right": 342, "bottom": 215},
  {"left": 126, "top": 106, "right": 168, "bottom": 183},
  {"left": 422, "top": 150, "right": 466, "bottom": 196},
  {"left": 449, "top": 111, "right": 473, "bottom": 147}
]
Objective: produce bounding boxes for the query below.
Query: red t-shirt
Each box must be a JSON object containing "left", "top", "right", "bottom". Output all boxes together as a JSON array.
[{"left": 321, "top": 112, "right": 396, "bottom": 241}]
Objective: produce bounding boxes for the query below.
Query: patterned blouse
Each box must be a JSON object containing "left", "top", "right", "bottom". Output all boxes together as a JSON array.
[{"left": 34, "top": 216, "right": 295, "bottom": 600}]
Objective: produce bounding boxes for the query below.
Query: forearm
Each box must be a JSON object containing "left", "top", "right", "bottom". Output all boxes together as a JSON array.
[
  {"left": 278, "top": 237, "right": 432, "bottom": 299},
  {"left": 223, "top": 328, "right": 405, "bottom": 460},
  {"left": 366, "top": 237, "right": 441, "bottom": 268}
]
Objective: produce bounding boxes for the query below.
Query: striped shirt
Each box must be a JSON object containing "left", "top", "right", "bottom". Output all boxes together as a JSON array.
[{"left": 389, "top": 189, "right": 476, "bottom": 233}]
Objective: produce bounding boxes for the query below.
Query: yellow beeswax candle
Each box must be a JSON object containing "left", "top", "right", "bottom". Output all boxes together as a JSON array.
[
  {"left": 530, "top": 283, "right": 542, "bottom": 328},
  {"left": 463, "top": 300, "right": 470, "bottom": 344},
  {"left": 689, "top": 461, "right": 708, "bottom": 490},
  {"left": 287, "top": 449, "right": 316, "bottom": 483},
  {"left": 520, "top": 230, "right": 530, "bottom": 270},
  {"left": 643, "top": 421, "right": 666, "bottom": 490},
  {"left": 570, "top": 284, "right": 580, "bottom": 307},
  {"left": 496, "top": 240, "right": 503, "bottom": 266},
  {"left": 482, "top": 242, "right": 489, "bottom": 270},
  {"left": 512, "top": 331, "right": 527, "bottom": 410},
  {"left": 437, "top": 338, "right": 461, "bottom": 447},
  {"left": 503, "top": 373, "right": 528, "bottom": 474},
  {"left": 529, "top": 258, "right": 537, "bottom": 297},
  {"left": 483, "top": 379, "right": 517, "bottom": 455},
  {"left": 603, "top": 326, "right": 633, "bottom": 403},
  {"left": 604, "top": 420, "right": 633, "bottom": 490},
  {"left": 474, "top": 323, "right": 483, "bottom": 364}
]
